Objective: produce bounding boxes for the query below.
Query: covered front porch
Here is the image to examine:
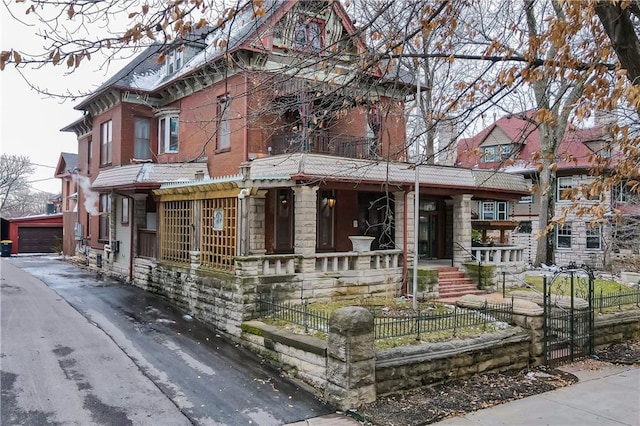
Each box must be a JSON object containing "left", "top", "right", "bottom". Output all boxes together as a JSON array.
[{"left": 148, "top": 154, "right": 529, "bottom": 302}]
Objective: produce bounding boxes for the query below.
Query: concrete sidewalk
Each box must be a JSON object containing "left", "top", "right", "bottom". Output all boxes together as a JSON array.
[{"left": 432, "top": 361, "right": 639, "bottom": 426}]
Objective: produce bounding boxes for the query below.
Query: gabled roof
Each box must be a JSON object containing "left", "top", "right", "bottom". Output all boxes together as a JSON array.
[
  {"left": 457, "top": 112, "right": 610, "bottom": 172},
  {"left": 54, "top": 152, "right": 78, "bottom": 177},
  {"left": 71, "top": 0, "right": 398, "bottom": 113},
  {"left": 91, "top": 163, "right": 210, "bottom": 191}
]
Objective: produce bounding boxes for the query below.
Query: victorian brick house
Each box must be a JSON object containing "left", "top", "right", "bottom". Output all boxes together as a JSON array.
[
  {"left": 457, "top": 111, "right": 635, "bottom": 267},
  {"left": 62, "top": 0, "right": 529, "bottom": 336}
]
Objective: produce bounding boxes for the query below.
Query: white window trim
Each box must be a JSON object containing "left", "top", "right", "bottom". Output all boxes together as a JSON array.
[
  {"left": 100, "top": 120, "right": 112, "bottom": 165},
  {"left": 480, "top": 201, "right": 495, "bottom": 220},
  {"left": 557, "top": 177, "right": 574, "bottom": 203},
  {"left": 482, "top": 146, "right": 497, "bottom": 163},
  {"left": 165, "top": 49, "right": 183, "bottom": 75},
  {"left": 496, "top": 201, "right": 508, "bottom": 220},
  {"left": 157, "top": 113, "right": 180, "bottom": 154},
  {"left": 585, "top": 223, "right": 602, "bottom": 251},
  {"left": 556, "top": 222, "right": 572, "bottom": 249},
  {"left": 217, "top": 97, "right": 231, "bottom": 151}
]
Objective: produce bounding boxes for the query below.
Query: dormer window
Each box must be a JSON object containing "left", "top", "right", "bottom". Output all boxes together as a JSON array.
[
  {"left": 293, "top": 18, "right": 323, "bottom": 52},
  {"left": 165, "top": 49, "right": 183, "bottom": 75}
]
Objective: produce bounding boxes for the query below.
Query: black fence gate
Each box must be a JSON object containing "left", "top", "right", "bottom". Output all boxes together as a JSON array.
[{"left": 543, "top": 262, "right": 595, "bottom": 366}]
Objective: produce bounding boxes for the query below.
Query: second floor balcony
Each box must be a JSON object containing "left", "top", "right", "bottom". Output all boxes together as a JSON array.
[{"left": 270, "top": 131, "right": 378, "bottom": 160}]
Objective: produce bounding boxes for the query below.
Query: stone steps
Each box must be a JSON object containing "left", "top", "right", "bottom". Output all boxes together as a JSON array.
[{"left": 437, "top": 266, "right": 486, "bottom": 298}]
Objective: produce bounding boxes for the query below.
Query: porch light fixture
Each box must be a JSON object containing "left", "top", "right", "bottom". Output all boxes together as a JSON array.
[{"left": 326, "top": 197, "right": 336, "bottom": 208}]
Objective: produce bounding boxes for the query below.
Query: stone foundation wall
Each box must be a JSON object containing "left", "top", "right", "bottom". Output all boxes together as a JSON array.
[
  {"left": 277, "top": 271, "right": 400, "bottom": 304},
  {"left": 143, "top": 264, "right": 253, "bottom": 336}
]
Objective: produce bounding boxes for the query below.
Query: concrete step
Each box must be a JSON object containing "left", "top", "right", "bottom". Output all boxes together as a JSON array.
[
  {"left": 438, "top": 289, "right": 487, "bottom": 298},
  {"left": 438, "top": 284, "right": 478, "bottom": 293},
  {"left": 436, "top": 266, "right": 485, "bottom": 298},
  {"left": 438, "top": 278, "right": 475, "bottom": 286},
  {"left": 438, "top": 271, "right": 467, "bottom": 279}
]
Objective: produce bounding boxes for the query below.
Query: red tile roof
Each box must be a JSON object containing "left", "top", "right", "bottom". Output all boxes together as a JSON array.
[{"left": 457, "top": 113, "right": 611, "bottom": 172}]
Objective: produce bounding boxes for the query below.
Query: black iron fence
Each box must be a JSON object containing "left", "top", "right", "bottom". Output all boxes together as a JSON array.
[
  {"left": 258, "top": 296, "right": 513, "bottom": 341},
  {"left": 594, "top": 287, "right": 640, "bottom": 312},
  {"left": 258, "top": 297, "right": 330, "bottom": 334},
  {"left": 373, "top": 301, "right": 513, "bottom": 340}
]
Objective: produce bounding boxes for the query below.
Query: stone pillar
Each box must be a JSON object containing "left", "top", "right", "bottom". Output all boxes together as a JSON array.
[
  {"left": 326, "top": 307, "right": 376, "bottom": 410},
  {"left": 404, "top": 191, "right": 416, "bottom": 269},
  {"left": 293, "top": 185, "right": 318, "bottom": 272},
  {"left": 190, "top": 199, "right": 201, "bottom": 270},
  {"left": 393, "top": 191, "right": 405, "bottom": 251},
  {"left": 452, "top": 194, "right": 473, "bottom": 267},
  {"left": 248, "top": 190, "right": 267, "bottom": 255},
  {"left": 510, "top": 300, "right": 545, "bottom": 366}
]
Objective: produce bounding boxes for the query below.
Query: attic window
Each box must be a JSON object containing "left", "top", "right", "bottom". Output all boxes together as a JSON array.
[
  {"left": 165, "top": 48, "right": 183, "bottom": 75},
  {"left": 293, "top": 18, "right": 323, "bottom": 52}
]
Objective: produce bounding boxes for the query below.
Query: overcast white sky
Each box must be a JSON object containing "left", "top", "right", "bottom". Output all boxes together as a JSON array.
[{"left": 0, "top": 4, "right": 122, "bottom": 194}]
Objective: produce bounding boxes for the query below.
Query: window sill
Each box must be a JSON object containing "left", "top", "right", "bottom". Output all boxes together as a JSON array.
[{"left": 215, "top": 147, "right": 231, "bottom": 154}]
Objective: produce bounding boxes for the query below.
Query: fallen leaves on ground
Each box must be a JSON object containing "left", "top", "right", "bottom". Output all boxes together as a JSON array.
[
  {"left": 357, "top": 366, "right": 578, "bottom": 426},
  {"left": 356, "top": 339, "right": 640, "bottom": 425}
]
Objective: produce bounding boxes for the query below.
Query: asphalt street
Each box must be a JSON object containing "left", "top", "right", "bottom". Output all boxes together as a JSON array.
[{"left": 1, "top": 255, "right": 334, "bottom": 425}]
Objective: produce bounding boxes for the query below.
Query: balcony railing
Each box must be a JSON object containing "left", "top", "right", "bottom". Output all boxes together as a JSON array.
[
  {"left": 471, "top": 245, "right": 525, "bottom": 265},
  {"left": 270, "top": 131, "right": 378, "bottom": 159}
]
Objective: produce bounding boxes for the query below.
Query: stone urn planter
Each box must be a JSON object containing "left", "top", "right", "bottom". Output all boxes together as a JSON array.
[{"left": 348, "top": 236, "right": 375, "bottom": 252}]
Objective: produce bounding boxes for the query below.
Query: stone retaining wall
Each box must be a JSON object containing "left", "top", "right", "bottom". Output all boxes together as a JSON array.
[
  {"left": 239, "top": 299, "right": 640, "bottom": 409},
  {"left": 241, "top": 321, "right": 327, "bottom": 394},
  {"left": 594, "top": 311, "right": 640, "bottom": 347},
  {"left": 375, "top": 328, "right": 530, "bottom": 396}
]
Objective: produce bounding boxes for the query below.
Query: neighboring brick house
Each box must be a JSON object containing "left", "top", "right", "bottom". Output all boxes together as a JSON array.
[
  {"left": 54, "top": 152, "right": 79, "bottom": 255},
  {"left": 457, "top": 111, "right": 635, "bottom": 267},
  {"left": 62, "top": 0, "right": 529, "bottom": 336}
]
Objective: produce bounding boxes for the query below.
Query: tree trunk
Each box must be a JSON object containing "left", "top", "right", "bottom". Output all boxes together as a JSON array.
[{"left": 595, "top": 1, "right": 640, "bottom": 85}]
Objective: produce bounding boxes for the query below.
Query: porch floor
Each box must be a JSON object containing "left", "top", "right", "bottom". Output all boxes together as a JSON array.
[{"left": 417, "top": 258, "right": 454, "bottom": 268}]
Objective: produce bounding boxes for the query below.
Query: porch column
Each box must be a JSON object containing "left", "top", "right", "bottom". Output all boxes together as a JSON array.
[
  {"left": 248, "top": 190, "right": 267, "bottom": 255},
  {"left": 190, "top": 200, "right": 201, "bottom": 270},
  {"left": 404, "top": 191, "right": 416, "bottom": 268},
  {"left": 393, "top": 191, "right": 406, "bottom": 251},
  {"left": 452, "top": 194, "right": 473, "bottom": 267},
  {"left": 293, "top": 185, "right": 318, "bottom": 273}
]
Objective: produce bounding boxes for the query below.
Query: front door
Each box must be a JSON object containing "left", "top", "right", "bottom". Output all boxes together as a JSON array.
[
  {"left": 274, "top": 188, "right": 294, "bottom": 253},
  {"left": 418, "top": 200, "right": 439, "bottom": 259}
]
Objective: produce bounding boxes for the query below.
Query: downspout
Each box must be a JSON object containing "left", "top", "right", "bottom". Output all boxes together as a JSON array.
[
  {"left": 402, "top": 190, "right": 408, "bottom": 296},
  {"left": 129, "top": 195, "right": 134, "bottom": 284},
  {"left": 243, "top": 72, "right": 248, "bottom": 162}
]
